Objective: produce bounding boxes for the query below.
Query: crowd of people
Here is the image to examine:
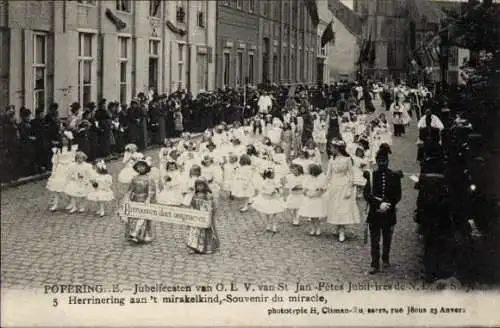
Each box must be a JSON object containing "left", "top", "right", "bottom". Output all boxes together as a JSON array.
[
  {"left": 4, "top": 78, "right": 459, "bottom": 275},
  {"left": 33, "top": 78, "right": 437, "bottom": 275}
]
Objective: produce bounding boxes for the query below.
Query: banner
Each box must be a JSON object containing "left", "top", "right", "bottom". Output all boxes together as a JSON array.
[{"left": 118, "top": 201, "right": 211, "bottom": 228}]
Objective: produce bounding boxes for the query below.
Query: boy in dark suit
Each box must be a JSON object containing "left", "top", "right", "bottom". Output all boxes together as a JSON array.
[{"left": 363, "top": 145, "right": 403, "bottom": 274}]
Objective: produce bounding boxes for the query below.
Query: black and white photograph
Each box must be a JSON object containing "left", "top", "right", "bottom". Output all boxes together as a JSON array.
[{"left": 1, "top": 0, "right": 499, "bottom": 326}]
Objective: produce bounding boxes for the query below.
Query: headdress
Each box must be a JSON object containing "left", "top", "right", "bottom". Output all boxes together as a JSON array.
[
  {"left": 96, "top": 159, "right": 107, "bottom": 171},
  {"left": 133, "top": 159, "right": 151, "bottom": 173},
  {"left": 63, "top": 130, "right": 74, "bottom": 140},
  {"left": 75, "top": 151, "right": 88, "bottom": 162}
]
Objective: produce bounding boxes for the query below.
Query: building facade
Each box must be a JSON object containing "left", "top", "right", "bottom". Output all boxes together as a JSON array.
[
  {"left": 215, "top": 0, "right": 318, "bottom": 89},
  {"left": 0, "top": 0, "right": 216, "bottom": 117},
  {"left": 325, "top": 0, "right": 361, "bottom": 81},
  {"left": 352, "top": 0, "right": 469, "bottom": 84}
]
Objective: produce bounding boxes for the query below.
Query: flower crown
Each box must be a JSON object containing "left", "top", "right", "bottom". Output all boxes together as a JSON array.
[{"left": 96, "top": 160, "right": 107, "bottom": 170}]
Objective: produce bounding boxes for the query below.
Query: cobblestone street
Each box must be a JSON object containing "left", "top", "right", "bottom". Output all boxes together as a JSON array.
[{"left": 1, "top": 110, "right": 422, "bottom": 289}]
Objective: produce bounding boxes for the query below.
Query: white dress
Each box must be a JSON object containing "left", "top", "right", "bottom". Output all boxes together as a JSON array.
[
  {"left": 268, "top": 126, "right": 282, "bottom": 145},
  {"left": 273, "top": 153, "right": 289, "bottom": 180},
  {"left": 64, "top": 162, "right": 94, "bottom": 198},
  {"left": 352, "top": 156, "right": 368, "bottom": 187},
  {"left": 231, "top": 165, "right": 256, "bottom": 198},
  {"left": 223, "top": 162, "right": 238, "bottom": 191},
  {"left": 298, "top": 174, "right": 327, "bottom": 218},
  {"left": 87, "top": 174, "right": 115, "bottom": 202},
  {"left": 202, "top": 164, "right": 223, "bottom": 201},
  {"left": 313, "top": 119, "right": 327, "bottom": 144},
  {"left": 46, "top": 148, "right": 76, "bottom": 193},
  {"left": 118, "top": 159, "right": 138, "bottom": 184},
  {"left": 325, "top": 156, "right": 361, "bottom": 225},
  {"left": 284, "top": 174, "right": 305, "bottom": 210},
  {"left": 157, "top": 171, "right": 184, "bottom": 205},
  {"left": 251, "top": 178, "right": 286, "bottom": 214}
]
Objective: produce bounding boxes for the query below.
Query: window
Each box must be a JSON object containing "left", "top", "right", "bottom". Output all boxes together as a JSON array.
[
  {"left": 236, "top": 0, "right": 242, "bottom": 9},
  {"left": 78, "top": 33, "right": 94, "bottom": 107},
  {"left": 236, "top": 52, "right": 243, "bottom": 86},
  {"left": 284, "top": 2, "right": 289, "bottom": 24},
  {"left": 273, "top": 55, "right": 279, "bottom": 81},
  {"left": 149, "top": 40, "right": 160, "bottom": 92},
  {"left": 116, "top": 0, "right": 131, "bottom": 13},
  {"left": 222, "top": 0, "right": 230, "bottom": 6},
  {"left": 223, "top": 52, "right": 230, "bottom": 87},
  {"left": 248, "top": 53, "right": 254, "bottom": 84},
  {"left": 177, "top": 43, "right": 184, "bottom": 89},
  {"left": 176, "top": 3, "right": 185, "bottom": 23},
  {"left": 274, "top": 2, "right": 280, "bottom": 20},
  {"left": 283, "top": 53, "right": 288, "bottom": 81},
  {"left": 77, "top": 0, "right": 96, "bottom": 5},
  {"left": 149, "top": 0, "right": 161, "bottom": 17},
  {"left": 197, "top": 53, "right": 208, "bottom": 91},
  {"left": 291, "top": 53, "right": 295, "bottom": 80},
  {"left": 198, "top": 3, "right": 206, "bottom": 28},
  {"left": 249, "top": 0, "right": 255, "bottom": 12},
  {"left": 118, "top": 37, "right": 129, "bottom": 105},
  {"left": 33, "top": 33, "right": 47, "bottom": 112}
]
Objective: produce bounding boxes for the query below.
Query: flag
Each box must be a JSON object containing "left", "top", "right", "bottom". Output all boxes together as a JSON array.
[
  {"left": 304, "top": 0, "right": 320, "bottom": 27},
  {"left": 358, "top": 17, "right": 376, "bottom": 64},
  {"left": 321, "top": 21, "right": 335, "bottom": 47}
]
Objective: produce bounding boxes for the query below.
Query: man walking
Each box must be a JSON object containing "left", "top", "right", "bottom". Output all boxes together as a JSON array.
[{"left": 363, "top": 145, "right": 402, "bottom": 274}]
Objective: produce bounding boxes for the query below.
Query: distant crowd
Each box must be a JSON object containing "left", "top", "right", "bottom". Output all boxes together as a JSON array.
[{"left": 0, "top": 80, "right": 434, "bottom": 183}]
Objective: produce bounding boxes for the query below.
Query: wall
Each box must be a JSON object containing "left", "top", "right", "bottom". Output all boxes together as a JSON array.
[
  {"left": 216, "top": 4, "right": 259, "bottom": 88},
  {"left": 327, "top": 16, "right": 359, "bottom": 80},
  {"left": 3, "top": 1, "right": 215, "bottom": 117}
]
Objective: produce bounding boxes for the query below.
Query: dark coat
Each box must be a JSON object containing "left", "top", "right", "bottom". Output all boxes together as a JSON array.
[{"left": 363, "top": 168, "right": 403, "bottom": 226}]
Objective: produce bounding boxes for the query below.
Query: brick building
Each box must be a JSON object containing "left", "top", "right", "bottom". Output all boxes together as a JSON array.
[
  {"left": 215, "top": 0, "right": 318, "bottom": 89},
  {"left": 0, "top": 0, "right": 216, "bottom": 117}
]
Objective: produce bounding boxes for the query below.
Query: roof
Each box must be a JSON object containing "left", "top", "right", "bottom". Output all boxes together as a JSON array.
[{"left": 327, "top": 0, "right": 362, "bottom": 37}]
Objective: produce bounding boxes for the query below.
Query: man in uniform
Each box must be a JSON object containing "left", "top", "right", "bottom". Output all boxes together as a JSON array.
[{"left": 363, "top": 145, "right": 403, "bottom": 274}]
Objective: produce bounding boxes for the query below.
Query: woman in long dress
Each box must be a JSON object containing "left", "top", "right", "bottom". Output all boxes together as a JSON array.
[
  {"left": 186, "top": 178, "right": 219, "bottom": 254},
  {"left": 325, "top": 140, "right": 361, "bottom": 242},
  {"left": 124, "top": 159, "right": 156, "bottom": 244}
]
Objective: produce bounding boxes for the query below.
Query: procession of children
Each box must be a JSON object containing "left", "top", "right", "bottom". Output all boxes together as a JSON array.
[{"left": 44, "top": 100, "right": 399, "bottom": 255}]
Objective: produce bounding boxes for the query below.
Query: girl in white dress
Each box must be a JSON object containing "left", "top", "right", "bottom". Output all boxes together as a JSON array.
[
  {"left": 313, "top": 112, "right": 328, "bottom": 154},
  {"left": 251, "top": 168, "right": 286, "bottom": 233},
  {"left": 118, "top": 144, "right": 141, "bottom": 184},
  {"left": 146, "top": 156, "right": 161, "bottom": 192},
  {"left": 303, "top": 139, "right": 321, "bottom": 164},
  {"left": 325, "top": 140, "right": 361, "bottom": 242},
  {"left": 231, "top": 154, "right": 256, "bottom": 212},
  {"left": 64, "top": 151, "right": 93, "bottom": 213},
  {"left": 87, "top": 160, "right": 114, "bottom": 217},
  {"left": 158, "top": 139, "right": 175, "bottom": 176},
  {"left": 268, "top": 117, "right": 283, "bottom": 145},
  {"left": 222, "top": 154, "right": 238, "bottom": 198},
  {"left": 352, "top": 147, "right": 369, "bottom": 198},
  {"left": 272, "top": 145, "right": 289, "bottom": 181},
  {"left": 298, "top": 164, "right": 327, "bottom": 236},
  {"left": 178, "top": 142, "right": 199, "bottom": 173},
  {"left": 157, "top": 161, "right": 184, "bottom": 206},
  {"left": 201, "top": 155, "right": 223, "bottom": 204},
  {"left": 47, "top": 132, "right": 78, "bottom": 211},
  {"left": 176, "top": 133, "right": 192, "bottom": 153},
  {"left": 182, "top": 164, "right": 202, "bottom": 206},
  {"left": 292, "top": 150, "right": 314, "bottom": 175},
  {"left": 283, "top": 164, "right": 305, "bottom": 226}
]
